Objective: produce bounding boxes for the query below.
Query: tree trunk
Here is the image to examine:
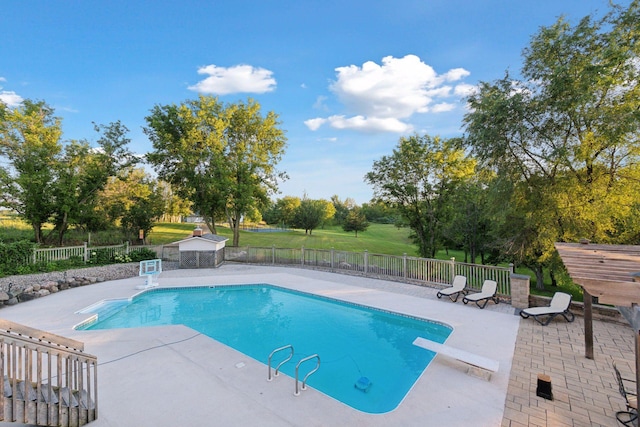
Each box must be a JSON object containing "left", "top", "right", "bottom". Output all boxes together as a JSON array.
[
  {"left": 550, "top": 269, "right": 557, "bottom": 287},
  {"left": 232, "top": 225, "right": 240, "bottom": 246},
  {"left": 227, "top": 214, "right": 240, "bottom": 246},
  {"left": 535, "top": 265, "right": 545, "bottom": 291},
  {"left": 204, "top": 214, "right": 217, "bottom": 235},
  {"left": 32, "top": 224, "right": 43, "bottom": 244},
  {"left": 56, "top": 212, "right": 69, "bottom": 246}
]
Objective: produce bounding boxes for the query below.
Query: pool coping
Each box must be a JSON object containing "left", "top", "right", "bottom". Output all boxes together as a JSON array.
[{"left": 0, "top": 264, "right": 520, "bottom": 427}]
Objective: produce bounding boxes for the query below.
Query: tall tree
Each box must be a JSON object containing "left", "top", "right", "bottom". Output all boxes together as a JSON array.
[
  {"left": 157, "top": 181, "right": 192, "bottom": 223},
  {"left": 318, "top": 199, "right": 336, "bottom": 228},
  {"left": 365, "top": 135, "right": 475, "bottom": 257},
  {"left": 97, "top": 167, "right": 164, "bottom": 242},
  {"left": 342, "top": 208, "right": 369, "bottom": 237},
  {"left": 51, "top": 121, "right": 137, "bottom": 244},
  {"left": 291, "top": 197, "right": 326, "bottom": 235},
  {"left": 145, "top": 96, "right": 287, "bottom": 245},
  {"left": 0, "top": 100, "right": 62, "bottom": 243},
  {"left": 331, "top": 195, "right": 356, "bottom": 225},
  {"left": 360, "top": 200, "right": 398, "bottom": 224},
  {"left": 463, "top": 1, "right": 640, "bottom": 287},
  {"left": 271, "top": 196, "right": 301, "bottom": 227},
  {"left": 442, "top": 172, "right": 495, "bottom": 264}
]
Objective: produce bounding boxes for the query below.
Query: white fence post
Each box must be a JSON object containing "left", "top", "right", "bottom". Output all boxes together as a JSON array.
[
  {"left": 403, "top": 253, "right": 407, "bottom": 279},
  {"left": 450, "top": 257, "right": 455, "bottom": 281},
  {"left": 84, "top": 242, "right": 89, "bottom": 263},
  {"left": 364, "top": 250, "right": 368, "bottom": 274}
]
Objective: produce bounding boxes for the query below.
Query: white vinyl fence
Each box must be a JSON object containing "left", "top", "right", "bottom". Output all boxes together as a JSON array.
[
  {"left": 224, "top": 246, "right": 512, "bottom": 296},
  {"left": 26, "top": 243, "right": 513, "bottom": 297}
]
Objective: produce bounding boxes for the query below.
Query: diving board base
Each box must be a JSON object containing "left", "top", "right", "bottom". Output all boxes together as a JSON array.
[{"left": 413, "top": 337, "right": 499, "bottom": 380}]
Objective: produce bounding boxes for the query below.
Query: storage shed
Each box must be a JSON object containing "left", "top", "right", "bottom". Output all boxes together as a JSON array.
[{"left": 173, "top": 227, "right": 228, "bottom": 268}]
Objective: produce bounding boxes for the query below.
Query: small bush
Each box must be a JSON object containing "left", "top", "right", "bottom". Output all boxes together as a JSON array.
[
  {"left": 128, "top": 248, "right": 157, "bottom": 262},
  {"left": 87, "top": 248, "right": 113, "bottom": 265},
  {"left": 113, "top": 253, "right": 132, "bottom": 263}
]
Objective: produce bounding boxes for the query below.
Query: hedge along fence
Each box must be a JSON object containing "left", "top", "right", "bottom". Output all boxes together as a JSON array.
[
  {"left": 32, "top": 242, "right": 154, "bottom": 264},
  {"left": 0, "top": 240, "right": 36, "bottom": 274},
  {"left": 224, "top": 246, "right": 513, "bottom": 297}
]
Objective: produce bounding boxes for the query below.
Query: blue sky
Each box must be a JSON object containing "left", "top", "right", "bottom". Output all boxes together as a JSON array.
[{"left": 1, "top": 0, "right": 626, "bottom": 204}]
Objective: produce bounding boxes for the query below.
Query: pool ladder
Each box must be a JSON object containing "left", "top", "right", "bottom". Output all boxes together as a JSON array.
[
  {"left": 267, "top": 344, "right": 294, "bottom": 381},
  {"left": 267, "top": 344, "right": 321, "bottom": 396}
]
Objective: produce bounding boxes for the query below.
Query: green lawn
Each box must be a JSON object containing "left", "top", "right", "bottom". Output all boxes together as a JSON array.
[
  {"left": 200, "top": 223, "right": 421, "bottom": 257},
  {"left": 0, "top": 217, "right": 580, "bottom": 300}
]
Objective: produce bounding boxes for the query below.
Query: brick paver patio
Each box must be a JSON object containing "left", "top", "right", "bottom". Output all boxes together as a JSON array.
[{"left": 502, "top": 315, "right": 636, "bottom": 427}]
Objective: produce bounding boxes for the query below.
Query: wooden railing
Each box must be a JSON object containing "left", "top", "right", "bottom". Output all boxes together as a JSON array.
[
  {"left": 224, "top": 246, "right": 513, "bottom": 297},
  {"left": 0, "top": 320, "right": 97, "bottom": 426}
]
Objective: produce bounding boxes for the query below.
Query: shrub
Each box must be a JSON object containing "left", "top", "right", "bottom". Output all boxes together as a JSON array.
[
  {"left": 0, "top": 240, "right": 36, "bottom": 276},
  {"left": 113, "top": 253, "right": 132, "bottom": 263},
  {"left": 128, "top": 248, "right": 157, "bottom": 262},
  {"left": 87, "top": 248, "right": 113, "bottom": 265}
]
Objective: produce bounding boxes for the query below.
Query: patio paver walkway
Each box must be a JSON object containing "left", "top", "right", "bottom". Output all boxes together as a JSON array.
[{"left": 502, "top": 315, "right": 636, "bottom": 427}]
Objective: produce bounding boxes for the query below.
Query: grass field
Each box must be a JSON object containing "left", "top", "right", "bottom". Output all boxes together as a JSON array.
[
  {"left": 198, "top": 223, "right": 421, "bottom": 256},
  {"left": 0, "top": 216, "right": 581, "bottom": 300}
]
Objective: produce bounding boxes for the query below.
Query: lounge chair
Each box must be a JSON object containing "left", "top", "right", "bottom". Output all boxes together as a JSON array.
[
  {"left": 613, "top": 362, "right": 638, "bottom": 426},
  {"left": 519, "top": 292, "right": 575, "bottom": 326},
  {"left": 436, "top": 275, "right": 467, "bottom": 302},
  {"left": 462, "top": 280, "right": 499, "bottom": 309}
]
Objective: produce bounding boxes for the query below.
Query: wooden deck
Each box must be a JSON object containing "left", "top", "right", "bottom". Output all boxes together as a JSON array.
[{"left": 0, "top": 319, "right": 97, "bottom": 426}]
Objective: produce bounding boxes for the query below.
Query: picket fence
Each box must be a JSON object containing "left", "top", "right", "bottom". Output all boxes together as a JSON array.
[{"left": 31, "top": 243, "right": 145, "bottom": 265}]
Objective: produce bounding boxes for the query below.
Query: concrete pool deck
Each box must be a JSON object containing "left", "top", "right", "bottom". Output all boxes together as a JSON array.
[{"left": 0, "top": 264, "right": 526, "bottom": 426}]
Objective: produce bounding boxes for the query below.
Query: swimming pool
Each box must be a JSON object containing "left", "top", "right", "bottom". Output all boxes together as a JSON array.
[{"left": 77, "top": 284, "right": 452, "bottom": 413}]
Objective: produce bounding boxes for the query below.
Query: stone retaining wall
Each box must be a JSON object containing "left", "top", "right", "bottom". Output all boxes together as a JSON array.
[{"left": 0, "top": 262, "right": 180, "bottom": 308}]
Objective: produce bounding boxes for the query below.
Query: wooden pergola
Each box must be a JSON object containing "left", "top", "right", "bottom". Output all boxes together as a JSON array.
[{"left": 555, "top": 242, "right": 640, "bottom": 399}]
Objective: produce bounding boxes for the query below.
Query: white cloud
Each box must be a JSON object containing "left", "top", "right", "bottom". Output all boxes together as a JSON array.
[
  {"left": 443, "top": 68, "right": 471, "bottom": 82},
  {"left": 431, "top": 103, "right": 455, "bottom": 113},
  {"left": 188, "top": 64, "right": 276, "bottom": 95},
  {"left": 326, "top": 115, "right": 412, "bottom": 133},
  {"left": 304, "top": 117, "right": 327, "bottom": 131},
  {"left": 0, "top": 77, "right": 6, "bottom": 82},
  {"left": 0, "top": 91, "right": 23, "bottom": 108},
  {"left": 306, "top": 54, "right": 471, "bottom": 133},
  {"left": 454, "top": 83, "right": 477, "bottom": 97}
]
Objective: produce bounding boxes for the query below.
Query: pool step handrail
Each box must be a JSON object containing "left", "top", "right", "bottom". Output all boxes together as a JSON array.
[
  {"left": 294, "top": 354, "right": 320, "bottom": 396},
  {"left": 267, "top": 344, "right": 294, "bottom": 381}
]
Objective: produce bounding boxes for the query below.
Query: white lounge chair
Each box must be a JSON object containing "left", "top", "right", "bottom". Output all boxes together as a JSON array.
[
  {"left": 462, "top": 280, "right": 499, "bottom": 309},
  {"left": 436, "top": 275, "right": 467, "bottom": 302},
  {"left": 519, "top": 292, "right": 575, "bottom": 325}
]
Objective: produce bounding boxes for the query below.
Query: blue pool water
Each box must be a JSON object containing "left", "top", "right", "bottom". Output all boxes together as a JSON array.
[{"left": 77, "top": 284, "right": 452, "bottom": 413}]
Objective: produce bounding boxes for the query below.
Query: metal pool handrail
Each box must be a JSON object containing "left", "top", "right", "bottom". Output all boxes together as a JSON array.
[
  {"left": 295, "top": 354, "right": 320, "bottom": 396},
  {"left": 267, "top": 344, "right": 294, "bottom": 381}
]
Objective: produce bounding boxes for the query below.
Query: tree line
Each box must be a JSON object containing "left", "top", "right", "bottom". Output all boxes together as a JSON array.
[
  {"left": 0, "top": 1, "right": 637, "bottom": 293},
  {"left": 368, "top": 2, "right": 640, "bottom": 289}
]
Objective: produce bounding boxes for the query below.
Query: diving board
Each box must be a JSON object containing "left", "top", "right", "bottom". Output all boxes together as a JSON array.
[{"left": 413, "top": 337, "right": 499, "bottom": 378}]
